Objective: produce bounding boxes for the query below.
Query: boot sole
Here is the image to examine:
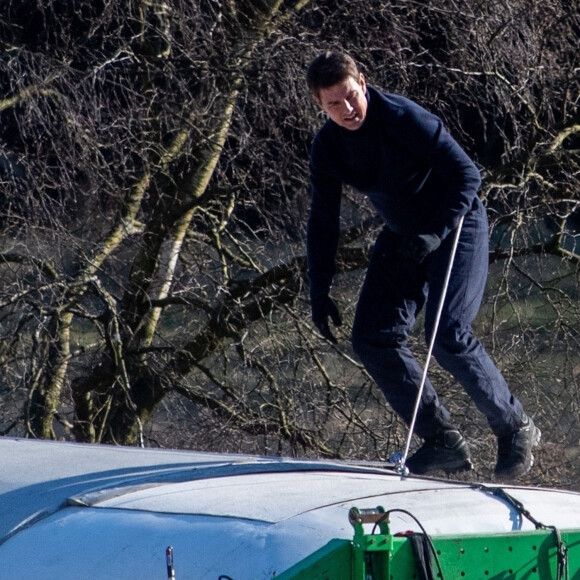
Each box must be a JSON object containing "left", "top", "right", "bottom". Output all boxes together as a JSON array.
[
  {"left": 532, "top": 426, "right": 542, "bottom": 447},
  {"left": 409, "top": 457, "right": 474, "bottom": 476},
  {"left": 444, "top": 458, "right": 474, "bottom": 474}
]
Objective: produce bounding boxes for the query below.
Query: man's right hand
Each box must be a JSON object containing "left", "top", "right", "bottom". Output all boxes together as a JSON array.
[{"left": 311, "top": 295, "right": 342, "bottom": 344}]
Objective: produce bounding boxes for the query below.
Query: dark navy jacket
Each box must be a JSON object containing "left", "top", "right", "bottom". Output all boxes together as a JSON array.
[{"left": 307, "top": 86, "right": 482, "bottom": 299}]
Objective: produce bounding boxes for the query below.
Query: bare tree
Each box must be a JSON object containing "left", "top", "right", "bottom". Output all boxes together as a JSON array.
[{"left": 0, "top": 0, "right": 320, "bottom": 447}]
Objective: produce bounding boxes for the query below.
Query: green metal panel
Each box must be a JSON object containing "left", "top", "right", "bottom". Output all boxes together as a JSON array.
[
  {"left": 275, "top": 539, "right": 353, "bottom": 580},
  {"left": 277, "top": 522, "right": 580, "bottom": 579},
  {"left": 387, "top": 529, "right": 580, "bottom": 579}
]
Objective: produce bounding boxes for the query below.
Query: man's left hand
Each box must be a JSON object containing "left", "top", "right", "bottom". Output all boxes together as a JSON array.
[
  {"left": 311, "top": 295, "right": 342, "bottom": 343},
  {"left": 399, "top": 233, "right": 441, "bottom": 263}
]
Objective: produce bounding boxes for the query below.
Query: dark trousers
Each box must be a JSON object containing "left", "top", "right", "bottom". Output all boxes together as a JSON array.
[{"left": 352, "top": 198, "right": 524, "bottom": 439}]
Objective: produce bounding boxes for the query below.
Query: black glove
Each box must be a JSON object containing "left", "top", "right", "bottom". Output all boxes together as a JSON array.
[
  {"left": 311, "top": 295, "right": 342, "bottom": 344},
  {"left": 399, "top": 233, "right": 441, "bottom": 263}
]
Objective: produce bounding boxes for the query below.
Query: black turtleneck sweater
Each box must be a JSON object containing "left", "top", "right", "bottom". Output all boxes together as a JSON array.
[{"left": 307, "top": 86, "right": 482, "bottom": 299}]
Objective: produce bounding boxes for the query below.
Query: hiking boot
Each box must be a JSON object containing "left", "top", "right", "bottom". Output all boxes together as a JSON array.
[
  {"left": 406, "top": 429, "right": 473, "bottom": 475},
  {"left": 494, "top": 415, "right": 541, "bottom": 480}
]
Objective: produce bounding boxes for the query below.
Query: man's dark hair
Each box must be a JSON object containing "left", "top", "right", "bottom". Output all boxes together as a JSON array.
[{"left": 306, "top": 50, "right": 361, "bottom": 100}]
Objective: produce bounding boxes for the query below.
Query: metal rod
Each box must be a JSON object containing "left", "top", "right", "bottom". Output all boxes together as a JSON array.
[
  {"left": 397, "top": 214, "right": 465, "bottom": 476},
  {"left": 166, "top": 546, "right": 176, "bottom": 579}
]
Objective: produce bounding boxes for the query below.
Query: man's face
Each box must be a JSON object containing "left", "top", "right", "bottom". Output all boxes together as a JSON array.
[{"left": 316, "top": 73, "right": 368, "bottom": 131}]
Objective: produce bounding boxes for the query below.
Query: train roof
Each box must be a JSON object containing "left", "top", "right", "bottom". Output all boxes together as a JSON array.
[{"left": 1, "top": 437, "right": 579, "bottom": 579}]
